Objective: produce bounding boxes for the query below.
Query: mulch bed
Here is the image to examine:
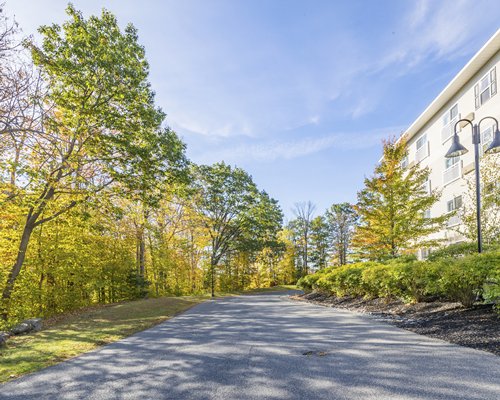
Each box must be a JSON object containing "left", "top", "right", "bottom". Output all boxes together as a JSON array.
[{"left": 291, "top": 292, "right": 500, "bottom": 356}]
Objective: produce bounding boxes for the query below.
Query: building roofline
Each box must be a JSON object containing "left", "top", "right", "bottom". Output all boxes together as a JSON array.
[{"left": 402, "top": 28, "right": 500, "bottom": 143}]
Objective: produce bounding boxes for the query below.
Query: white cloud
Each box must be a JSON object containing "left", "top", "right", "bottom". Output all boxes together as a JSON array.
[
  {"left": 192, "top": 126, "right": 405, "bottom": 164},
  {"left": 378, "top": 0, "right": 499, "bottom": 72}
]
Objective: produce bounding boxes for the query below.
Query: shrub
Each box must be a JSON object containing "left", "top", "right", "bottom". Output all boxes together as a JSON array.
[
  {"left": 296, "top": 249, "right": 500, "bottom": 308},
  {"left": 392, "top": 260, "right": 443, "bottom": 303},
  {"left": 297, "top": 267, "right": 334, "bottom": 292},
  {"left": 484, "top": 256, "right": 500, "bottom": 305},
  {"left": 438, "top": 251, "right": 500, "bottom": 307},
  {"left": 315, "top": 262, "right": 380, "bottom": 297},
  {"left": 361, "top": 263, "right": 397, "bottom": 299}
]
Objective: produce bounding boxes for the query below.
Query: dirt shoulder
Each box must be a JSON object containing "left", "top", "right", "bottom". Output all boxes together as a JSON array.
[{"left": 291, "top": 292, "right": 500, "bottom": 356}]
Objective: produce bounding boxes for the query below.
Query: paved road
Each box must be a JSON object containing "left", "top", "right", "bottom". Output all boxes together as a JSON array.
[{"left": 1, "top": 292, "right": 499, "bottom": 400}]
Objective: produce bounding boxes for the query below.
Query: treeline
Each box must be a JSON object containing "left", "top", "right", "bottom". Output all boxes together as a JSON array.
[
  {"left": 292, "top": 137, "right": 499, "bottom": 307},
  {"left": 0, "top": 6, "right": 295, "bottom": 328},
  {"left": 286, "top": 137, "right": 446, "bottom": 273},
  {"left": 287, "top": 135, "right": 499, "bottom": 272}
]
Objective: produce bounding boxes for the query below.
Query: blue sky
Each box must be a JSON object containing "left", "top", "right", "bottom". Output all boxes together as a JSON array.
[{"left": 7, "top": 0, "right": 500, "bottom": 219}]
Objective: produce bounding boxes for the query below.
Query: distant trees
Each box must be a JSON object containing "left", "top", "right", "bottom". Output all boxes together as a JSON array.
[
  {"left": 309, "top": 216, "right": 329, "bottom": 270},
  {"left": 290, "top": 202, "right": 316, "bottom": 276},
  {"left": 289, "top": 138, "right": 448, "bottom": 270},
  {"left": 325, "top": 203, "right": 358, "bottom": 265},
  {"left": 352, "top": 137, "right": 446, "bottom": 260},
  {"left": 288, "top": 202, "right": 358, "bottom": 271}
]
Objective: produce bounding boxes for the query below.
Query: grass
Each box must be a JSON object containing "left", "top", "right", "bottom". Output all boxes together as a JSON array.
[
  {"left": 0, "top": 285, "right": 297, "bottom": 383},
  {"left": 0, "top": 296, "right": 203, "bottom": 383}
]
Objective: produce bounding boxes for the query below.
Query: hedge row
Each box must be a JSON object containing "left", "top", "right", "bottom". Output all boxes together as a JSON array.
[{"left": 297, "top": 250, "right": 500, "bottom": 307}]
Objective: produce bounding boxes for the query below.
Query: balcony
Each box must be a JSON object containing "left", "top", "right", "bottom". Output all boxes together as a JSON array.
[
  {"left": 441, "top": 115, "right": 460, "bottom": 143},
  {"left": 446, "top": 214, "right": 461, "bottom": 227},
  {"left": 415, "top": 142, "right": 429, "bottom": 162},
  {"left": 443, "top": 162, "right": 461, "bottom": 185}
]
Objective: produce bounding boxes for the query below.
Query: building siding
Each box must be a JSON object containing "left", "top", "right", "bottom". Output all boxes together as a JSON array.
[{"left": 401, "top": 36, "right": 500, "bottom": 254}]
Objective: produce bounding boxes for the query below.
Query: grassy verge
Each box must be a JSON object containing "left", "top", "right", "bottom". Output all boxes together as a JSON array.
[{"left": 0, "top": 296, "right": 203, "bottom": 383}]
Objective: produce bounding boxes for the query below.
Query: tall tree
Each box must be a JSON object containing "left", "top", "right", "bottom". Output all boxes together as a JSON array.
[
  {"left": 309, "top": 215, "right": 330, "bottom": 270},
  {"left": 291, "top": 201, "right": 315, "bottom": 276},
  {"left": 325, "top": 203, "right": 358, "bottom": 265},
  {"left": 1, "top": 5, "right": 169, "bottom": 318},
  {"left": 192, "top": 162, "right": 258, "bottom": 297},
  {"left": 352, "top": 137, "right": 446, "bottom": 260}
]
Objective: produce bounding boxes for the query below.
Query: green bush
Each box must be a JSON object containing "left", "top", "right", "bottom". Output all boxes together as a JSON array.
[
  {"left": 438, "top": 251, "right": 500, "bottom": 307},
  {"left": 392, "top": 260, "right": 443, "bottom": 303},
  {"left": 315, "top": 262, "right": 379, "bottom": 297},
  {"left": 297, "top": 266, "right": 334, "bottom": 292},
  {"left": 297, "top": 246, "right": 499, "bottom": 308},
  {"left": 361, "top": 263, "right": 397, "bottom": 299},
  {"left": 484, "top": 255, "right": 500, "bottom": 305}
]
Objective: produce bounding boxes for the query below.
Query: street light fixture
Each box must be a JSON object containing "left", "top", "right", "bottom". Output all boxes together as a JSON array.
[{"left": 445, "top": 116, "right": 500, "bottom": 253}]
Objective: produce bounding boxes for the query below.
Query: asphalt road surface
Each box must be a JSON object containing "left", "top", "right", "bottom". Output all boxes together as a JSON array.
[{"left": 1, "top": 292, "right": 499, "bottom": 400}]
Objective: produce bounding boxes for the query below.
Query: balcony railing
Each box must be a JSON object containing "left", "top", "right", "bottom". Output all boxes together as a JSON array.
[
  {"left": 443, "top": 162, "right": 461, "bottom": 185},
  {"left": 415, "top": 142, "right": 429, "bottom": 162},
  {"left": 441, "top": 115, "right": 460, "bottom": 143},
  {"left": 446, "top": 214, "right": 461, "bottom": 227}
]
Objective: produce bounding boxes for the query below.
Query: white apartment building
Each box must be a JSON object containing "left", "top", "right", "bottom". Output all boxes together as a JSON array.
[{"left": 400, "top": 29, "right": 500, "bottom": 257}]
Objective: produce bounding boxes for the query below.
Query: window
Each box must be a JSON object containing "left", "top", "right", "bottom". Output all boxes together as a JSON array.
[
  {"left": 446, "top": 195, "right": 462, "bottom": 227},
  {"left": 441, "top": 104, "right": 459, "bottom": 142},
  {"left": 420, "top": 248, "right": 430, "bottom": 259},
  {"left": 401, "top": 155, "right": 409, "bottom": 169},
  {"left": 416, "top": 134, "right": 427, "bottom": 150},
  {"left": 485, "top": 181, "right": 500, "bottom": 203},
  {"left": 442, "top": 104, "right": 458, "bottom": 125},
  {"left": 421, "top": 179, "right": 431, "bottom": 194},
  {"left": 415, "top": 134, "right": 429, "bottom": 161},
  {"left": 447, "top": 195, "right": 462, "bottom": 213},
  {"left": 480, "top": 124, "right": 495, "bottom": 154},
  {"left": 445, "top": 156, "right": 460, "bottom": 169},
  {"left": 474, "top": 67, "right": 497, "bottom": 109},
  {"left": 443, "top": 156, "right": 461, "bottom": 185}
]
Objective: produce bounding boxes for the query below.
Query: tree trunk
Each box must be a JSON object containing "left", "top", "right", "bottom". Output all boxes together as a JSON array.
[
  {"left": 138, "top": 230, "right": 145, "bottom": 277},
  {"left": 1, "top": 218, "right": 35, "bottom": 320},
  {"left": 210, "top": 259, "right": 215, "bottom": 298},
  {"left": 190, "top": 233, "right": 196, "bottom": 293}
]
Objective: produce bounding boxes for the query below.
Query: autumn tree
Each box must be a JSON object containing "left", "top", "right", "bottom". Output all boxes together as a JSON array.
[
  {"left": 325, "top": 203, "right": 358, "bottom": 265},
  {"left": 0, "top": 5, "right": 172, "bottom": 318},
  {"left": 352, "top": 137, "right": 446, "bottom": 260}
]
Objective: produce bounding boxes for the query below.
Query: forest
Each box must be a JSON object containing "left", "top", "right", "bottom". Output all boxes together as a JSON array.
[
  {"left": 2, "top": 5, "right": 499, "bottom": 330},
  {"left": 0, "top": 5, "right": 306, "bottom": 328}
]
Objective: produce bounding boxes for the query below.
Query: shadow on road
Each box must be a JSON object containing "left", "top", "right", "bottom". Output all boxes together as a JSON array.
[{"left": 1, "top": 291, "right": 499, "bottom": 399}]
